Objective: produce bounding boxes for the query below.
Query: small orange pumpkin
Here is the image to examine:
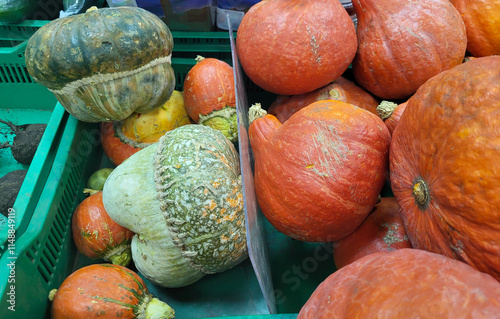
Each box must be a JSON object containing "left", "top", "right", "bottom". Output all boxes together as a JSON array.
[
  {"left": 333, "top": 197, "right": 412, "bottom": 269},
  {"left": 72, "top": 192, "right": 134, "bottom": 266},
  {"left": 183, "top": 57, "right": 237, "bottom": 142},
  {"left": 268, "top": 76, "right": 380, "bottom": 123},
  {"left": 49, "top": 264, "right": 175, "bottom": 318}
]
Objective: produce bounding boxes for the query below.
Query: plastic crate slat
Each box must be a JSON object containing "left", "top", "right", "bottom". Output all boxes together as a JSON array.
[{"left": 44, "top": 235, "right": 59, "bottom": 262}]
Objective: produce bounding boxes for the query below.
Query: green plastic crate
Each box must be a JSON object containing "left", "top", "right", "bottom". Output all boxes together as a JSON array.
[
  {"left": 0, "top": 27, "right": 334, "bottom": 319},
  {"left": 0, "top": 20, "right": 57, "bottom": 108}
]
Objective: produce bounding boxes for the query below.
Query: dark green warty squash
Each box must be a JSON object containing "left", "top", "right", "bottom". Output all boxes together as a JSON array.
[{"left": 25, "top": 6, "right": 175, "bottom": 123}]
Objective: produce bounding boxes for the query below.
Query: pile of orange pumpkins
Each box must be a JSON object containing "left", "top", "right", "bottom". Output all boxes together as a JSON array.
[
  {"left": 23, "top": 0, "right": 500, "bottom": 317},
  {"left": 237, "top": 0, "right": 500, "bottom": 317}
]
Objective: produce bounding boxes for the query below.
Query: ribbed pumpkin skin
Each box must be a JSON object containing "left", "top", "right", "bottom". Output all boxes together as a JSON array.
[
  {"left": 298, "top": 249, "right": 500, "bottom": 318},
  {"left": 352, "top": 0, "right": 467, "bottom": 100},
  {"left": 390, "top": 56, "right": 500, "bottom": 281},
  {"left": 333, "top": 197, "right": 412, "bottom": 269},
  {"left": 25, "top": 7, "right": 175, "bottom": 123},
  {"left": 268, "top": 76, "right": 379, "bottom": 123},
  {"left": 383, "top": 102, "right": 407, "bottom": 135},
  {"left": 236, "top": 0, "right": 357, "bottom": 95},
  {"left": 103, "top": 125, "right": 247, "bottom": 287},
  {"left": 249, "top": 101, "right": 391, "bottom": 242},
  {"left": 51, "top": 264, "right": 148, "bottom": 318},
  {"left": 72, "top": 192, "right": 134, "bottom": 264},
  {"left": 450, "top": 0, "right": 500, "bottom": 57}
]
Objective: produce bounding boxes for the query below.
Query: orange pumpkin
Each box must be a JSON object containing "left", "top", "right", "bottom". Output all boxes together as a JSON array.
[
  {"left": 333, "top": 197, "right": 412, "bottom": 269},
  {"left": 249, "top": 101, "right": 390, "bottom": 242},
  {"left": 298, "top": 249, "right": 500, "bottom": 318},
  {"left": 72, "top": 192, "right": 134, "bottom": 266},
  {"left": 237, "top": 0, "right": 357, "bottom": 95},
  {"left": 376, "top": 101, "right": 408, "bottom": 135},
  {"left": 50, "top": 264, "right": 174, "bottom": 318},
  {"left": 267, "top": 76, "right": 380, "bottom": 123},
  {"left": 183, "top": 57, "right": 237, "bottom": 142},
  {"left": 352, "top": 0, "right": 467, "bottom": 99},
  {"left": 450, "top": 0, "right": 500, "bottom": 57},
  {"left": 390, "top": 56, "right": 500, "bottom": 281}
]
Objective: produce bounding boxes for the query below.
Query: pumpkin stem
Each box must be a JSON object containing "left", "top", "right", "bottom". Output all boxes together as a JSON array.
[
  {"left": 86, "top": 6, "right": 98, "bottom": 12},
  {"left": 195, "top": 55, "right": 206, "bottom": 63},
  {"left": 377, "top": 100, "right": 398, "bottom": 120},
  {"left": 105, "top": 245, "right": 133, "bottom": 267},
  {"left": 136, "top": 294, "right": 175, "bottom": 319},
  {"left": 83, "top": 188, "right": 100, "bottom": 196},
  {"left": 249, "top": 103, "right": 267, "bottom": 125},
  {"left": 198, "top": 106, "right": 238, "bottom": 143},
  {"left": 329, "top": 88, "right": 340, "bottom": 99},
  {"left": 412, "top": 179, "right": 430, "bottom": 210},
  {"left": 48, "top": 289, "right": 57, "bottom": 301}
]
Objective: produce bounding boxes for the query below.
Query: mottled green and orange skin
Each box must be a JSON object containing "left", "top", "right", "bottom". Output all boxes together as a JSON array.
[
  {"left": 72, "top": 192, "right": 134, "bottom": 264},
  {"left": 298, "top": 249, "right": 500, "bottom": 318},
  {"left": 249, "top": 100, "right": 391, "bottom": 242},
  {"left": 333, "top": 197, "right": 412, "bottom": 269},
  {"left": 352, "top": 0, "right": 467, "bottom": 100},
  {"left": 450, "top": 0, "right": 500, "bottom": 57},
  {"left": 236, "top": 0, "right": 357, "bottom": 95},
  {"left": 51, "top": 264, "right": 148, "bottom": 318},
  {"left": 390, "top": 56, "right": 500, "bottom": 281}
]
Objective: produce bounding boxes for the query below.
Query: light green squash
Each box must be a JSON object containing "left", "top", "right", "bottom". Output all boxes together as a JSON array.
[{"left": 102, "top": 124, "right": 247, "bottom": 287}]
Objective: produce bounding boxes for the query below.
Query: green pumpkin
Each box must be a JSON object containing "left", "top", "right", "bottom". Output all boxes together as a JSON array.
[
  {"left": 102, "top": 124, "right": 247, "bottom": 287},
  {"left": 25, "top": 6, "right": 175, "bottom": 123},
  {"left": 0, "top": 0, "right": 37, "bottom": 24}
]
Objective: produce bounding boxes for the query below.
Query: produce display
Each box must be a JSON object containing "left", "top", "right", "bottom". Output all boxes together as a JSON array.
[{"left": 3, "top": 0, "right": 500, "bottom": 317}]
